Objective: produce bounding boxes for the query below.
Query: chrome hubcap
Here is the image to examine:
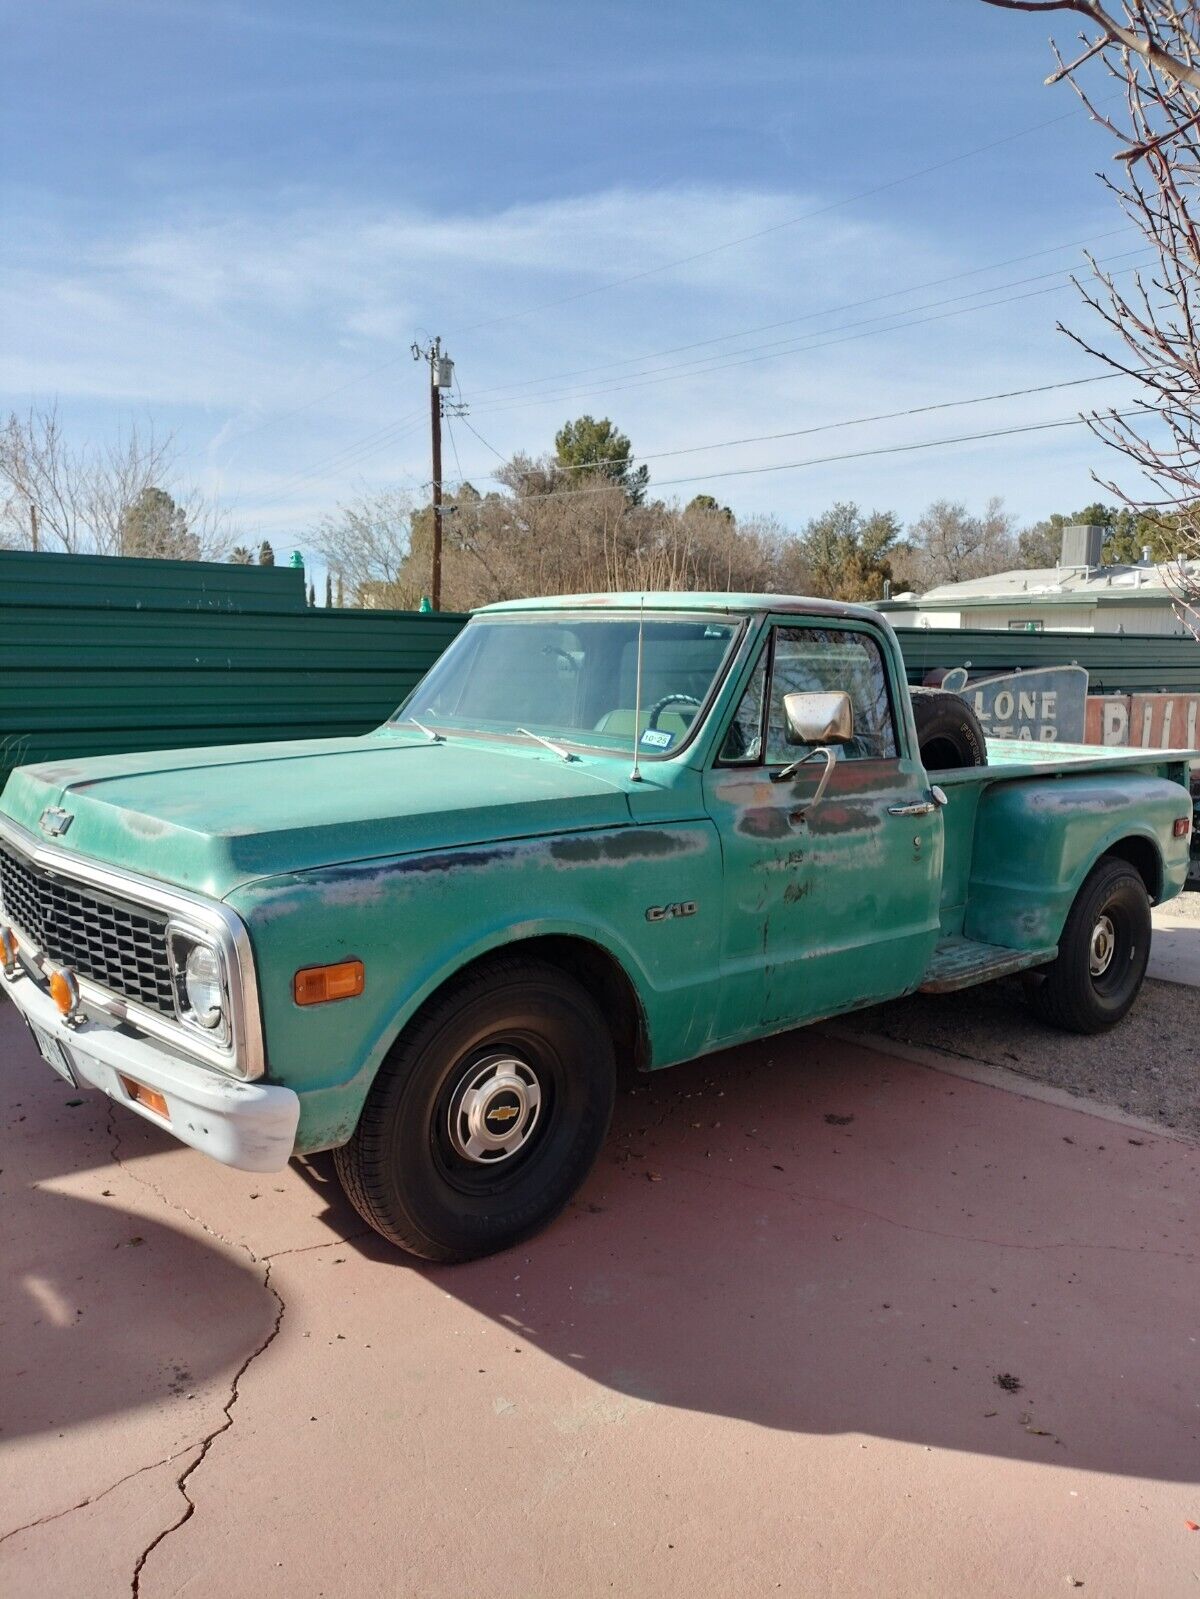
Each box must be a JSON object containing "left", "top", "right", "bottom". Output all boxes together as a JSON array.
[
  {"left": 1090, "top": 913, "right": 1117, "bottom": 977},
  {"left": 448, "top": 1054, "right": 542, "bottom": 1165}
]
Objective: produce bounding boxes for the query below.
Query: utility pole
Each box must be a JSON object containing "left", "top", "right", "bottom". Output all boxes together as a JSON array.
[
  {"left": 412, "top": 337, "right": 455, "bottom": 611},
  {"left": 29, "top": 502, "right": 39, "bottom": 552}
]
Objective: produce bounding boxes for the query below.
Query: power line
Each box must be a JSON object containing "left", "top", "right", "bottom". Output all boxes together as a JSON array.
[
  {"left": 254, "top": 249, "right": 1149, "bottom": 511},
  {"left": 460, "top": 226, "right": 1132, "bottom": 404},
  {"left": 447, "top": 103, "right": 1094, "bottom": 339},
  {"left": 465, "top": 249, "right": 1152, "bottom": 419},
  {"left": 456, "top": 413, "right": 509, "bottom": 465},
  {"left": 447, "top": 407, "right": 1156, "bottom": 510},
  {"left": 247, "top": 411, "right": 428, "bottom": 513},
  {"left": 444, "top": 410, "right": 467, "bottom": 488},
  {"left": 440, "top": 369, "right": 1131, "bottom": 489},
  {"left": 244, "top": 250, "right": 1148, "bottom": 512},
  {"left": 211, "top": 99, "right": 1102, "bottom": 453}
]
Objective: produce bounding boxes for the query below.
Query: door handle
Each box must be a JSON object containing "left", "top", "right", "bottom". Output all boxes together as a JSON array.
[{"left": 888, "top": 785, "right": 947, "bottom": 818}]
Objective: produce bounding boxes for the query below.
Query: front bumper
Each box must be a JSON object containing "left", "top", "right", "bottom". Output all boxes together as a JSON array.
[{"left": 2, "top": 959, "right": 300, "bottom": 1173}]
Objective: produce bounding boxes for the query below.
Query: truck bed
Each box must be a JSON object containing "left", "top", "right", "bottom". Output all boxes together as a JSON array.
[
  {"left": 927, "top": 738, "right": 1195, "bottom": 957},
  {"left": 935, "top": 738, "right": 1200, "bottom": 787}
]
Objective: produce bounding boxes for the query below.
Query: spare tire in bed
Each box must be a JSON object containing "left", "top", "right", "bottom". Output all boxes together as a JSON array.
[{"left": 909, "top": 687, "right": 988, "bottom": 770}]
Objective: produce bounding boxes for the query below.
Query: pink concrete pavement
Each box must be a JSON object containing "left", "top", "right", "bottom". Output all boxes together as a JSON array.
[{"left": 1, "top": 997, "right": 1197, "bottom": 1598}]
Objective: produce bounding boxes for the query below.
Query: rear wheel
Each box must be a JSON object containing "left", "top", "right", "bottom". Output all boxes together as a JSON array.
[
  {"left": 334, "top": 957, "right": 615, "bottom": 1261},
  {"left": 1028, "top": 856, "right": 1151, "bottom": 1034}
]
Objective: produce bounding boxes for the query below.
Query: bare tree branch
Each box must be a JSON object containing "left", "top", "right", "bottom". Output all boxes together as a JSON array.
[
  {"left": 985, "top": 0, "right": 1200, "bottom": 598},
  {"left": 983, "top": 0, "right": 1200, "bottom": 91},
  {"left": 0, "top": 404, "right": 235, "bottom": 560}
]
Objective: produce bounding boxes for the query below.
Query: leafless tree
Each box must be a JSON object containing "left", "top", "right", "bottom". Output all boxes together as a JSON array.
[
  {"left": 317, "top": 465, "right": 792, "bottom": 611},
  {"left": 315, "top": 489, "right": 416, "bottom": 605},
  {"left": 0, "top": 403, "right": 233, "bottom": 560},
  {"left": 906, "top": 496, "right": 1019, "bottom": 587},
  {"left": 983, "top": 0, "right": 1200, "bottom": 606}
]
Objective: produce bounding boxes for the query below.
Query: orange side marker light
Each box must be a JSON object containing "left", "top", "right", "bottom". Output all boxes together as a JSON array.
[
  {"left": 294, "top": 959, "right": 365, "bottom": 1006},
  {"left": 119, "top": 1075, "right": 169, "bottom": 1119}
]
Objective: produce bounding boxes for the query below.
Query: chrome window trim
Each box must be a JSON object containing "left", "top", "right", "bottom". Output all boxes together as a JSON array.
[{"left": 0, "top": 813, "right": 264, "bottom": 1081}]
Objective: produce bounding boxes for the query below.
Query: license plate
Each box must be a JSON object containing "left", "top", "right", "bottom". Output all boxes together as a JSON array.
[{"left": 28, "top": 1022, "right": 78, "bottom": 1087}]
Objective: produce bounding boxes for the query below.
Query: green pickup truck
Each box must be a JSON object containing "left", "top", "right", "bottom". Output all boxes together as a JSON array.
[{"left": 1, "top": 593, "right": 1194, "bottom": 1260}]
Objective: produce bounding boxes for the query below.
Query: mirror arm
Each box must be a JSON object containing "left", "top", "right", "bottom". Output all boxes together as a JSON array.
[{"left": 770, "top": 745, "right": 838, "bottom": 797}]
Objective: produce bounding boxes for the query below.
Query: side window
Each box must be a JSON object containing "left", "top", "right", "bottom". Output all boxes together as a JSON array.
[
  {"left": 766, "top": 627, "right": 898, "bottom": 764},
  {"left": 718, "top": 647, "right": 768, "bottom": 762}
]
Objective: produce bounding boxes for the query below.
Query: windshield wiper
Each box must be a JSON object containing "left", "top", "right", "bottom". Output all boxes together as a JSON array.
[
  {"left": 405, "top": 716, "right": 445, "bottom": 744},
  {"left": 516, "top": 728, "right": 577, "bottom": 763}
]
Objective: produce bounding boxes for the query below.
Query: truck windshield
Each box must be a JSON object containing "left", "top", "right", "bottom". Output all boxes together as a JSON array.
[{"left": 392, "top": 612, "right": 742, "bottom": 757}]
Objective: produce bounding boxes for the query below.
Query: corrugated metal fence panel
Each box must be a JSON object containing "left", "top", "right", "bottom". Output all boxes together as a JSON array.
[
  {"left": 0, "top": 548, "right": 310, "bottom": 612},
  {"left": 7, "top": 548, "right": 1200, "bottom": 794},
  {"left": 893, "top": 627, "right": 1200, "bottom": 694},
  {"left": 0, "top": 551, "right": 468, "bottom": 789}
]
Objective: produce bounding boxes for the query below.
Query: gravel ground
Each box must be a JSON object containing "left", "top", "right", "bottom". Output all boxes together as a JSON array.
[{"left": 844, "top": 974, "right": 1200, "bottom": 1140}]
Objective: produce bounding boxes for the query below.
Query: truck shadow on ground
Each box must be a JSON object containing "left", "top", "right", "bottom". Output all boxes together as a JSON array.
[
  {"left": 2, "top": 1187, "right": 275, "bottom": 1445},
  {"left": 303, "top": 1029, "right": 1199, "bottom": 1485},
  {"left": 1, "top": 1013, "right": 276, "bottom": 1445}
]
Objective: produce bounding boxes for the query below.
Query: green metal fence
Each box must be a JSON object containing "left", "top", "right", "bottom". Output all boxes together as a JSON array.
[
  {"left": 893, "top": 625, "right": 1200, "bottom": 694},
  {"left": 4, "top": 550, "right": 1200, "bottom": 793},
  {"left": 0, "top": 550, "right": 467, "bottom": 789}
]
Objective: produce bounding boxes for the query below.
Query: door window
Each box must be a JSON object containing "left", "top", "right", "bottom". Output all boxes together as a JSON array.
[{"left": 721, "top": 626, "right": 898, "bottom": 764}]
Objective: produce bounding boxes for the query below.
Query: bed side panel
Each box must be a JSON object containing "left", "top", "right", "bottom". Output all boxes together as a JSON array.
[{"left": 962, "top": 772, "right": 1189, "bottom": 949}]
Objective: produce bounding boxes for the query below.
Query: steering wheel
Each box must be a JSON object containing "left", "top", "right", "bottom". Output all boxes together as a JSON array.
[{"left": 646, "top": 692, "right": 701, "bottom": 729}]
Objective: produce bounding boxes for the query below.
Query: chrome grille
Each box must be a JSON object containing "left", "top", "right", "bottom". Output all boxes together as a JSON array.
[{"left": 0, "top": 841, "right": 176, "bottom": 1015}]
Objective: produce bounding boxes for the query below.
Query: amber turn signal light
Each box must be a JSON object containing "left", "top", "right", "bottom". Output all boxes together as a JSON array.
[
  {"left": 294, "top": 958, "right": 365, "bottom": 1006},
  {"left": 1174, "top": 816, "right": 1192, "bottom": 838},
  {"left": 0, "top": 926, "right": 18, "bottom": 972},
  {"left": 49, "top": 967, "right": 80, "bottom": 1018},
  {"left": 119, "top": 1075, "right": 169, "bottom": 1119}
]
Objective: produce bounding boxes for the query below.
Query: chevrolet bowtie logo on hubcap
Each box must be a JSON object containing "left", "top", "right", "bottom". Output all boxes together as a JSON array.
[{"left": 486, "top": 1103, "right": 520, "bottom": 1125}]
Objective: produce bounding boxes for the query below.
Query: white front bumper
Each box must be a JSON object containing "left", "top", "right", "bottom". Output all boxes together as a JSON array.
[{"left": 2, "top": 963, "right": 300, "bottom": 1172}]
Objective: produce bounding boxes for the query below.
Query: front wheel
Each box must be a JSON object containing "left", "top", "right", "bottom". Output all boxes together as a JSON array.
[
  {"left": 333, "top": 957, "right": 615, "bottom": 1261},
  {"left": 1027, "top": 856, "right": 1151, "bottom": 1034}
]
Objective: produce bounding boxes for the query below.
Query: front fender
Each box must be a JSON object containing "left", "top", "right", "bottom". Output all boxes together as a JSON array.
[
  {"left": 227, "top": 823, "right": 723, "bottom": 1150},
  {"left": 963, "top": 773, "right": 1188, "bottom": 950}
]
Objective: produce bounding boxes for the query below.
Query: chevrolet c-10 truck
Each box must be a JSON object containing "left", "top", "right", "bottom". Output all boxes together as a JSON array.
[{"left": 1, "top": 593, "right": 1195, "bottom": 1260}]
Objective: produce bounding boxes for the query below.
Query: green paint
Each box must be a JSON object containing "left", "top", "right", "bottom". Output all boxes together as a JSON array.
[{"left": 2, "top": 594, "right": 1193, "bottom": 1159}]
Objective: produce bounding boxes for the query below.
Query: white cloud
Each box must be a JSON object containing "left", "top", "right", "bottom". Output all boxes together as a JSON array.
[{"left": 0, "top": 183, "right": 1136, "bottom": 537}]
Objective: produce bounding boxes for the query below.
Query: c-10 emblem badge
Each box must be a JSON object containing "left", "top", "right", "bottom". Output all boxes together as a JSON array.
[{"left": 645, "top": 901, "right": 697, "bottom": 922}]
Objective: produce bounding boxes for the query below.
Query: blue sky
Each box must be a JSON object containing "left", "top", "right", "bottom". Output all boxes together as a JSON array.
[{"left": 2, "top": 1, "right": 1148, "bottom": 559}]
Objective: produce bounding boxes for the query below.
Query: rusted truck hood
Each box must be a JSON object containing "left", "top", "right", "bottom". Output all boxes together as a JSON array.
[{"left": 0, "top": 731, "right": 633, "bottom": 897}]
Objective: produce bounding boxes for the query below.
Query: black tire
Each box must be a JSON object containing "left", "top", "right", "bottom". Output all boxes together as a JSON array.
[
  {"left": 1028, "top": 856, "right": 1151, "bottom": 1034},
  {"left": 910, "top": 687, "right": 988, "bottom": 770},
  {"left": 333, "top": 957, "right": 615, "bottom": 1262}
]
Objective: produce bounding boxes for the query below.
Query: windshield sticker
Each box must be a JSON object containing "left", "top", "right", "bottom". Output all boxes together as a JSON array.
[{"left": 640, "top": 728, "right": 674, "bottom": 749}]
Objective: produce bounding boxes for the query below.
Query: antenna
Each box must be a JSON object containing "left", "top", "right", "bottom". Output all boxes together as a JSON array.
[{"left": 630, "top": 594, "right": 646, "bottom": 783}]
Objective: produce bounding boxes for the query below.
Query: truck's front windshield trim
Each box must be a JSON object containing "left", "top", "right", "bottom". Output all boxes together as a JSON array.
[{"left": 391, "top": 610, "right": 750, "bottom": 761}]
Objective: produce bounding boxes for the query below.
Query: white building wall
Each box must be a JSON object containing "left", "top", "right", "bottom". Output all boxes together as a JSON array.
[{"left": 891, "top": 601, "right": 1188, "bottom": 635}]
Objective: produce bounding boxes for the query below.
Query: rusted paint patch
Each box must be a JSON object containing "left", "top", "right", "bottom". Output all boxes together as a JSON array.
[
  {"left": 548, "top": 828, "right": 697, "bottom": 865},
  {"left": 735, "top": 808, "right": 793, "bottom": 840}
]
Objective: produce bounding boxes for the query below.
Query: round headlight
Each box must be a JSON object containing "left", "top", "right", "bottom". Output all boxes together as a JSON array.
[{"left": 184, "top": 942, "right": 224, "bottom": 1027}]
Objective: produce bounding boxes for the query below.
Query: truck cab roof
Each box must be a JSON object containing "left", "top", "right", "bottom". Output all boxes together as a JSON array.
[{"left": 476, "top": 591, "right": 885, "bottom": 624}]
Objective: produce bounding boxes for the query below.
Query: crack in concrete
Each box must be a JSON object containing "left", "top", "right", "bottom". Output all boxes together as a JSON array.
[
  {"left": 129, "top": 1257, "right": 285, "bottom": 1598},
  {"left": 0, "top": 1444, "right": 200, "bottom": 1549},
  {"left": 269, "top": 1229, "right": 373, "bottom": 1259},
  {"left": 102, "top": 1106, "right": 291, "bottom": 1598},
  {"left": 4, "top": 1113, "right": 369, "bottom": 1577}
]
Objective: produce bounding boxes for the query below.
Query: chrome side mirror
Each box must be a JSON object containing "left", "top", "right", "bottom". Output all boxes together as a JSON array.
[{"left": 783, "top": 690, "right": 854, "bottom": 746}]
